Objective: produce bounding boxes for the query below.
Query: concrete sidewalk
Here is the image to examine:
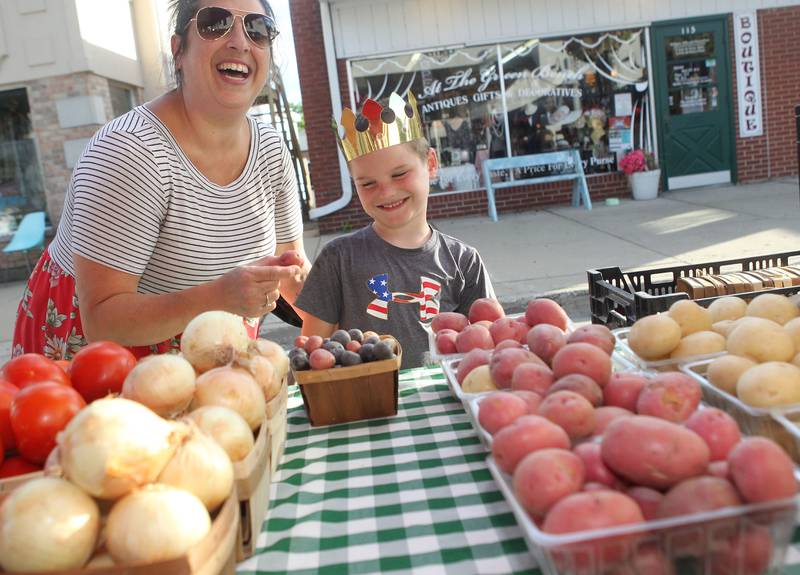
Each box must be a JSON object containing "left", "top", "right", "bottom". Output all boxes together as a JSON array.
[{"left": 0, "top": 177, "right": 798, "bottom": 359}]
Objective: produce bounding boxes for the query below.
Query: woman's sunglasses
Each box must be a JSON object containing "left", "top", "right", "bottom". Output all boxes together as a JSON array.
[{"left": 186, "top": 6, "right": 279, "bottom": 48}]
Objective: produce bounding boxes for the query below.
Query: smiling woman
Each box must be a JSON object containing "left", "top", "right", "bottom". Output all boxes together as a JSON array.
[{"left": 11, "top": 0, "right": 310, "bottom": 361}]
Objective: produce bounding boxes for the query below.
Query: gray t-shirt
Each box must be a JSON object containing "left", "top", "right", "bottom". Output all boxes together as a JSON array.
[{"left": 296, "top": 225, "right": 494, "bottom": 368}]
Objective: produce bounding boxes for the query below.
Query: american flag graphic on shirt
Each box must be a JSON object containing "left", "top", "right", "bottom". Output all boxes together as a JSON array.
[{"left": 367, "top": 273, "right": 441, "bottom": 321}]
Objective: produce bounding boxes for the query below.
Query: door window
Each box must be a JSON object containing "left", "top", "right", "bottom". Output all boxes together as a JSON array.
[{"left": 666, "top": 33, "right": 720, "bottom": 116}]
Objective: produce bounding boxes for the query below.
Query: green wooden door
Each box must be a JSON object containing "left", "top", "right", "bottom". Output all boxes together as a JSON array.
[{"left": 652, "top": 17, "right": 734, "bottom": 190}]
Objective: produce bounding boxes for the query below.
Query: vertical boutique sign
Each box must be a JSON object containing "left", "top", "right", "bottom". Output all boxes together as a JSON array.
[{"left": 734, "top": 11, "right": 763, "bottom": 138}]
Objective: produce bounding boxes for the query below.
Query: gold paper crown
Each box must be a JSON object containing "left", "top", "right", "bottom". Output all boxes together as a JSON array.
[{"left": 332, "top": 92, "right": 424, "bottom": 162}]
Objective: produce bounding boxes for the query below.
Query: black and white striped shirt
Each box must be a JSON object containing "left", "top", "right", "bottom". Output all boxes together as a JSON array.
[{"left": 49, "top": 105, "right": 303, "bottom": 295}]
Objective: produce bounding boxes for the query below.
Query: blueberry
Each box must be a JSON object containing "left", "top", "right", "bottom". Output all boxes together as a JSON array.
[
  {"left": 322, "top": 340, "right": 345, "bottom": 363},
  {"left": 288, "top": 347, "right": 308, "bottom": 360},
  {"left": 348, "top": 328, "right": 364, "bottom": 343},
  {"left": 340, "top": 350, "right": 363, "bottom": 366},
  {"left": 290, "top": 353, "right": 310, "bottom": 371},
  {"left": 358, "top": 343, "right": 375, "bottom": 363},
  {"left": 373, "top": 341, "right": 395, "bottom": 361},
  {"left": 330, "top": 329, "right": 351, "bottom": 346}
]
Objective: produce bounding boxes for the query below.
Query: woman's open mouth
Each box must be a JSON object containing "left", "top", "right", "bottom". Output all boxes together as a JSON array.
[{"left": 217, "top": 62, "right": 251, "bottom": 81}]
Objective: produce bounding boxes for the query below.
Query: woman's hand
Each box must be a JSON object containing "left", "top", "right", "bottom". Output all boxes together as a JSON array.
[{"left": 215, "top": 255, "right": 304, "bottom": 318}]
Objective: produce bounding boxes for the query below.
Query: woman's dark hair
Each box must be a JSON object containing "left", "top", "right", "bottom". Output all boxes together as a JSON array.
[{"left": 168, "top": 0, "right": 276, "bottom": 86}]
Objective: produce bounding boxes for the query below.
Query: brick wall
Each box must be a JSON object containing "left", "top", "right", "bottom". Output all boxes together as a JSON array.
[
  {"left": 732, "top": 6, "right": 800, "bottom": 182},
  {"left": 28, "top": 72, "right": 113, "bottom": 225}
]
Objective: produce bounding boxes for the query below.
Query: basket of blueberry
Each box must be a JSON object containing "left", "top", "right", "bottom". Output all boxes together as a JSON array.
[{"left": 288, "top": 330, "right": 402, "bottom": 426}]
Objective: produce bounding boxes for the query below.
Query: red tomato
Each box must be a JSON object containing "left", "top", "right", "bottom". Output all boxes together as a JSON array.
[
  {"left": 1, "top": 353, "right": 71, "bottom": 389},
  {"left": 0, "top": 380, "right": 17, "bottom": 452},
  {"left": 54, "top": 359, "right": 71, "bottom": 374},
  {"left": 70, "top": 341, "right": 137, "bottom": 403},
  {"left": 0, "top": 455, "right": 41, "bottom": 479},
  {"left": 10, "top": 382, "right": 85, "bottom": 464}
]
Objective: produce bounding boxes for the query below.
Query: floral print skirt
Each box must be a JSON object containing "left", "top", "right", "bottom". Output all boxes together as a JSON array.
[{"left": 12, "top": 248, "right": 259, "bottom": 360}]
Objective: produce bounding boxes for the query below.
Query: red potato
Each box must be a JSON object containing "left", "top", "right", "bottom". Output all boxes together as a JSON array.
[
  {"left": 603, "top": 372, "right": 648, "bottom": 412},
  {"left": 512, "top": 320, "right": 530, "bottom": 343},
  {"left": 657, "top": 476, "right": 741, "bottom": 519},
  {"left": 610, "top": 545, "right": 676, "bottom": 575},
  {"left": 278, "top": 250, "right": 305, "bottom": 267},
  {"left": 477, "top": 392, "right": 529, "bottom": 435},
  {"left": 345, "top": 340, "right": 362, "bottom": 353},
  {"left": 474, "top": 320, "right": 493, "bottom": 329},
  {"left": 526, "top": 324, "right": 567, "bottom": 366},
  {"left": 434, "top": 329, "right": 459, "bottom": 355},
  {"left": 707, "top": 460, "right": 730, "bottom": 479},
  {"left": 468, "top": 298, "right": 505, "bottom": 324},
  {"left": 495, "top": 339, "right": 523, "bottom": 351},
  {"left": 583, "top": 482, "right": 613, "bottom": 492},
  {"left": 573, "top": 443, "right": 623, "bottom": 489},
  {"left": 635, "top": 372, "right": 701, "bottom": 423},
  {"left": 711, "top": 526, "right": 774, "bottom": 575},
  {"left": 538, "top": 390, "right": 595, "bottom": 439},
  {"left": 510, "top": 390, "right": 543, "bottom": 413},
  {"left": 567, "top": 324, "right": 615, "bottom": 355},
  {"left": 490, "top": 348, "right": 543, "bottom": 388},
  {"left": 601, "top": 416, "right": 710, "bottom": 489},
  {"left": 510, "top": 363, "right": 554, "bottom": 396},
  {"left": 294, "top": 335, "right": 308, "bottom": 348},
  {"left": 727, "top": 437, "right": 797, "bottom": 503},
  {"left": 657, "top": 476, "right": 742, "bottom": 557},
  {"left": 684, "top": 408, "right": 742, "bottom": 461},
  {"left": 304, "top": 335, "right": 324, "bottom": 353},
  {"left": 625, "top": 486, "right": 663, "bottom": 520},
  {"left": 543, "top": 491, "right": 645, "bottom": 569},
  {"left": 309, "top": 348, "right": 336, "bottom": 370},
  {"left": 548, "top": 374, "right": 603, "bottom": 407},
  {"left": 431, "top": 312, "right": 470, "bottom": 334},
  {"left": 492, "top": 415, "right": 570, "bottom": 474},
  {"left": 593, "top": 406, "right": 634, "bottom": 436},
  {"left": 489, "top": 317, "right": 522, "bottom": 346},
  {"left": 513, "top": 448, "right": 585, "bottom": 517},
  {"left": 552, "top": 342, "right": 612, "bottom": 387},
  {"left": 525, "top": 298, "right": 569, "bottom": 330},
  {"left": 456, "top": 349, "right": 492, "bottom": 384},
  {"left": 455, "top": 324, "right": 494, "bottom": 354}
]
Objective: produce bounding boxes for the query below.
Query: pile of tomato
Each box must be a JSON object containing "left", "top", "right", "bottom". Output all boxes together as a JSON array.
[{"left": 0, "top": 342, "right": 137, "bottom": 479}]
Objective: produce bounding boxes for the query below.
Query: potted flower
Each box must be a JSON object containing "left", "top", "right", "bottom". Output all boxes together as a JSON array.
[{"left": 619, "top": 149, "right": 661, "bottom": 200}]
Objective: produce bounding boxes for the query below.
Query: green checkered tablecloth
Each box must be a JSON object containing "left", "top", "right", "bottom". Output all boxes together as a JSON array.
[{"left": 237, "top": 366, "right": 800, "bottom": 575}]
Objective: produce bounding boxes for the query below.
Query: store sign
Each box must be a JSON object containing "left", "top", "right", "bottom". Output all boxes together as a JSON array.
[{"left": 733, "top": 11, "right": 763, "bottom": 138}]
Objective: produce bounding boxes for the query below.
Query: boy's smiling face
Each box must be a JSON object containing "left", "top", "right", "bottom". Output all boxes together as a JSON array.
[{"left": 349, "top": 142, "right": 438, "bottom": 242}]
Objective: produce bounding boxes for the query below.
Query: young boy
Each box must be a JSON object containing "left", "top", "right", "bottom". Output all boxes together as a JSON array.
[{"left": 295, "top": 92, "right": 494, "bottom": 368}]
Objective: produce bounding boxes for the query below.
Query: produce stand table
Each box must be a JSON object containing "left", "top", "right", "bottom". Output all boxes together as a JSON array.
[{"left": 236, "top": 366, "right": 800, "bottom": 575}]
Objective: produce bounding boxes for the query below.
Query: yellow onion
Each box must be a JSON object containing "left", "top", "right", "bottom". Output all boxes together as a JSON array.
[
  {"left": 233, "top": 350, "right": 280, "bottom": 401},
  {"left": 180, "top": 311, "right": 250, "bottom": 373},
  {"left": 157, "top": 422, "right": 234, "bottom": 511},
  {"left": 122, "top": 354, "right": 197, "bottom": 417},
  {"left": 187, "top": 405, "right": 254, "bottom": 462},
  {"left": 106, "top": 484, "right": 210, "bottom": 564},
  {"left": 44, "top": 445, "right": 62, "bottom": 477},
  {"left": 86, "top": 552, "right": 115, "bottom": 567},
  {"left": 192, "top": 366, "right": 265, "bottom": 430},
  {"left": 0, "top": 477, "right": 100, "bottom": 572},
  {"left": 58, "top": 397, "right": 188, "bottom": 499},
  {"left": 250, "top": 339, "right": 290, "bottom": 384}
]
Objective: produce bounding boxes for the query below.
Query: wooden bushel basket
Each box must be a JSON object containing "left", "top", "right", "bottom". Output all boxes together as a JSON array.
[
  {"left": 0, "top": 488, "right": 239, "bottom": 575},
  {"left": 293, "top": 338, "right": 402, "bottom": 427}
]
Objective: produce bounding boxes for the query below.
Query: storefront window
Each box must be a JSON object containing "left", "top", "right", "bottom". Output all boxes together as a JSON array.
[
  {"left": 0, "top": 89, "right": 47, "bottom": 234},
  {"left": 351, "top": 46, "right": 505, "bottom": 193},
  {"left": 501, "top": 30, "right": 648, "bottom": 175},
  {"left": 349, "top": 28, "right": 649, "bottom": 191}
]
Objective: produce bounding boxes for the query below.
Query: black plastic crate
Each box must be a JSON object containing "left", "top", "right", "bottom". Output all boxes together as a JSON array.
[{"left": 588, "top": 250, "right": 800, "bottom": 328}]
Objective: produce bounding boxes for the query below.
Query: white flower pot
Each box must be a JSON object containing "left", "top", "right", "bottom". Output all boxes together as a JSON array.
[{"left": 629, "top": 169, "right": 661, "bottom": 200}]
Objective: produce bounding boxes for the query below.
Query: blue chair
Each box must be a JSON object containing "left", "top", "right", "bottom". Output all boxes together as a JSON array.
[{"left": 4, "top": 211, "right": 45, "bottom": 274}]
